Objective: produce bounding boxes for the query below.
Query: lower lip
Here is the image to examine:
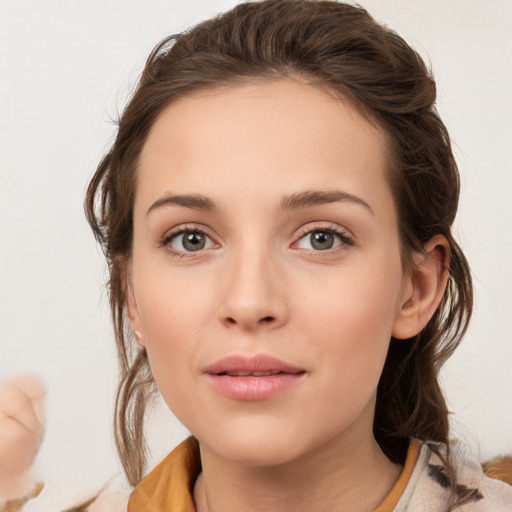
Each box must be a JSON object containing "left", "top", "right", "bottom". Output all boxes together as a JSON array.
[{"left": 206, "top": 373, "right": 305, "bottom": 400}]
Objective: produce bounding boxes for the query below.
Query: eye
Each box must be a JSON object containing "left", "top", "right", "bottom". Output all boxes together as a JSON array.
[
  {"left": 294, "top": 228, "right": 352, "bottom": 251},
  {"left": 167, "top": 229, "right": 215, "bottom": 253}
]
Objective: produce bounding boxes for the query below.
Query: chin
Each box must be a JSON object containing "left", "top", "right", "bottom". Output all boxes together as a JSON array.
[
  {"left": 216, "top": 438, "right": 301, "bottom": 467},
  {"left": 194, "top": 418, "right": 321, "bottom": 468}
]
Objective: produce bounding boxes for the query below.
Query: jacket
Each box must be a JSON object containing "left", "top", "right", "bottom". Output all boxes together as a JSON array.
[{"left": 128, "top": 437, "right": 512, "bottom": 511}]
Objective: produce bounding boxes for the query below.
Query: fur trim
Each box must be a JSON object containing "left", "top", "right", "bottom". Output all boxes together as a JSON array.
[{"left": 483, "top": 456, "right": 512, "bottom": 487}]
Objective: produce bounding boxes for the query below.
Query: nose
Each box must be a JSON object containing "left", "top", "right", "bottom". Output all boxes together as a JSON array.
[{"left": 217, "top": 246, "right": 289, "bottom": 332}]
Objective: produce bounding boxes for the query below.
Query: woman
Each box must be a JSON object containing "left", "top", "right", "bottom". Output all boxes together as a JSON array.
[
  {"left": 83, "top": 1, "right": 512, "bottom": 510},
  {"left": 1, "top": 1, "right": 510, "bottom": 511}
]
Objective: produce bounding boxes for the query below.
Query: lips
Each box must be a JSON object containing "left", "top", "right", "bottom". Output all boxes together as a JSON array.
[
  {"left": 205, "top": 354, "right": 304, "bottom": 375},
  {"left": 204, "top": 354, "right": 306, "bottom": 401}
]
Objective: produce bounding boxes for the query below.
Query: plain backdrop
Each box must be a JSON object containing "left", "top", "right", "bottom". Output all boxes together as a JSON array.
[{"left": 1, "top": 0, "right": 511, "bottom": 508}]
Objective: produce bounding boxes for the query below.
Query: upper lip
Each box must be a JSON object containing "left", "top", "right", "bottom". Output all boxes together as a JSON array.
[{"left": 204, "top": 354, "right": 305, "bottom": 376}]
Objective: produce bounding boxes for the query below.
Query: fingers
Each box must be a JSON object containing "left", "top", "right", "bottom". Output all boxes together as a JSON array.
[
  {"left": 0, "top": 375, "right": 46, "bottom": 434},
  {"left": 10, "top": 374, "right": 46, "bottom": 400},
  {"left": 0, "top": 376, "right": 47, "bottom": 482},
  {"left": 10, "top": 374, "right": 46, "bottom": 427}
]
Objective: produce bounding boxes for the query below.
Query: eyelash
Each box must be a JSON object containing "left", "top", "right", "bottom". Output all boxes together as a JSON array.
[
  {"left": 158, "top": 223, "right": 354, "bottom": 258},
  {"left": 293, "top": 224, "right": 354, "bottom": 256},
  {"left": 158, "top": 224, "right": 215, "bottom": 259}
]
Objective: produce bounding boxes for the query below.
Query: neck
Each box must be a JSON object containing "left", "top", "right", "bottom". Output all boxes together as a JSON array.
[{"left": 194, "top": 424, "right": 402, "bottom": 512}]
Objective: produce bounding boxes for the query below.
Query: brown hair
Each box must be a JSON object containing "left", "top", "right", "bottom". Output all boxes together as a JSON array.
[{"left": 85, "top": 0, "right": 472, "bottom": 506}]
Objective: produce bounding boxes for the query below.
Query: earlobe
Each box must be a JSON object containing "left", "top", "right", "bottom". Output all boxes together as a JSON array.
[
  {"left": 392, "top": 235, "right": 450, "bottom": 340},
  {"left": 133, "top": 330, "right": 144, "bottom": 347},
  {"left": 125, "top": 271, "right": 146, "bottom": 348}
]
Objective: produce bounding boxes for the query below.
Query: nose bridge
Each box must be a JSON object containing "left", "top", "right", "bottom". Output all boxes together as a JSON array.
[{"left": 218, "top": 235, "right": 287, "bottom": 330}]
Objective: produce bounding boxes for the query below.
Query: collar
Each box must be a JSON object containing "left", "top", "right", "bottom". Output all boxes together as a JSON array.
[
  {"left": 128, "top": 437, "right": 201, "bottom": 512},
  {"left": 128, "top": 437, "right": 421, "bottom": 512}
]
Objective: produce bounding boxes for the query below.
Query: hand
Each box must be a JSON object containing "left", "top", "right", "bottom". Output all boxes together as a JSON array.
[{"left": 0, "top": 374, "right": 46, "bottom": 501}]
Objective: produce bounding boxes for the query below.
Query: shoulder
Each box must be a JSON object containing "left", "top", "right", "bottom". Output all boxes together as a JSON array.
[{"left": 396, "top": 439, "right": 512, "bottom": 511}]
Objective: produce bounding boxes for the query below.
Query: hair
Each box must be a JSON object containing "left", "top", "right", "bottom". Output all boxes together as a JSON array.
[{"left": 85, "top": 0, "right": 473, "bottom": 507}]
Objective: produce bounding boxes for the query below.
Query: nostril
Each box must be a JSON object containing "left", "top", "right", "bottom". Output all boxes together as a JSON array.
[{"left": 223, "top": 315, "right": 276, "bottom": 327}]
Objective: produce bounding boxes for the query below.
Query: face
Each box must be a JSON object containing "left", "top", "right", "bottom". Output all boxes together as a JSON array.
[{"left": 128, "top": 79, "right": 415, "bottom": 466}]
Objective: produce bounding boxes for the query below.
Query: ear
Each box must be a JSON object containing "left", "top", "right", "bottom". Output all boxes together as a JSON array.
[
  {"left": 392, "top": 235, "right": 450, "bottom": 340},
  {"left": 125, "top": 268, "right": 146, "bottom": 348}
]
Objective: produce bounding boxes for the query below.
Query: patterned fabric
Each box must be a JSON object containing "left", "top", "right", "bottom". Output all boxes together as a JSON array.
[
  {"left": 128, "top": 437, "right": 512, "bottom": 512},
  {"left": 395, "top": 441, "right": 512, "bottom": 511}
]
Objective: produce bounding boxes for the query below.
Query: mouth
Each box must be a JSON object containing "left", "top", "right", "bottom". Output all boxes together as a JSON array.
[
  {"left": 216, "top": 370, "right": 294, "bottom": 376},
  {"left": 204, "top": 354, "right": 306, "bottom": 400},
  {"left": 204, "top": 354, "right": 304, "bottom": 375}
]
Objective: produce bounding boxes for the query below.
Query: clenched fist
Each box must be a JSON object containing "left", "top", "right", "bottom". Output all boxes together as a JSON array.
[{"left": 0, "top": 374, "right": 46, "bottom": 501}]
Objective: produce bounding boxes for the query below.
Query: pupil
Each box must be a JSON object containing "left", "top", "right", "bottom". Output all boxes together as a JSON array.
[
  {"left": 183, "top": 232, "right": 205, "bottom": 251},
  {"left": 311, "top": 231, "right": 333, "bottom": 250}
]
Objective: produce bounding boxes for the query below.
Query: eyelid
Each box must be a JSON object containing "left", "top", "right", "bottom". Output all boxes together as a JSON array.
[
  {"left": 291, "top": 222, "right": 354, "bottom": 251},
  {"left": 159, "top": 223, "right": 219, "bottom": 257},
  {"left": 158, "top": 221, "right": 354, "bottom": 258}
]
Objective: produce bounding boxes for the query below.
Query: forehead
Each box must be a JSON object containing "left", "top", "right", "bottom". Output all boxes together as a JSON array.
[{"left": 136, "top": 79, "right": 391, "bottom": 214}]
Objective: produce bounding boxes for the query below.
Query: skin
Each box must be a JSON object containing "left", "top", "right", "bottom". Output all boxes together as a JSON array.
[
  {"left": 127, "top": 79, "right": 448, "bottom": 512},
  {"left": 0, "top": 374, "right": 45, "bottom": 501}
]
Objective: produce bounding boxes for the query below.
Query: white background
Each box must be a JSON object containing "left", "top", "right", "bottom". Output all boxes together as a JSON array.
[{"left": 1, "top": 0, "right": 511, "bottom": 508}]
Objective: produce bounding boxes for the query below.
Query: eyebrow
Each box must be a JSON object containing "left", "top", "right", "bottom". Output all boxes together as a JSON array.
[
  {"left": 280, "top": 190, "right": 374, "bottom": 214},
  {"left": 147, "top": 193, "right": 216, "bottom": 215},
  {"left": 146, "top": 189, "right": 373, "bottom": 215}
]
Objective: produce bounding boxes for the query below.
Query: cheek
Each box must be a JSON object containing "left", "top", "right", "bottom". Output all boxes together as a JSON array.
[
  {"left": 295, "top": 258, "right": 404, "bottom": 379},
  {"left": 133, "top": 267, "right": 213, "bottom": 402},
  {"left": 297, "top": 256, "right": 403, "bottom": 332},
  {"left": 133, "top": 257, "right": 248, "bottom": 424},
  {"left": 135, "top": 258, "right": 214, "bottom": 336}
]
